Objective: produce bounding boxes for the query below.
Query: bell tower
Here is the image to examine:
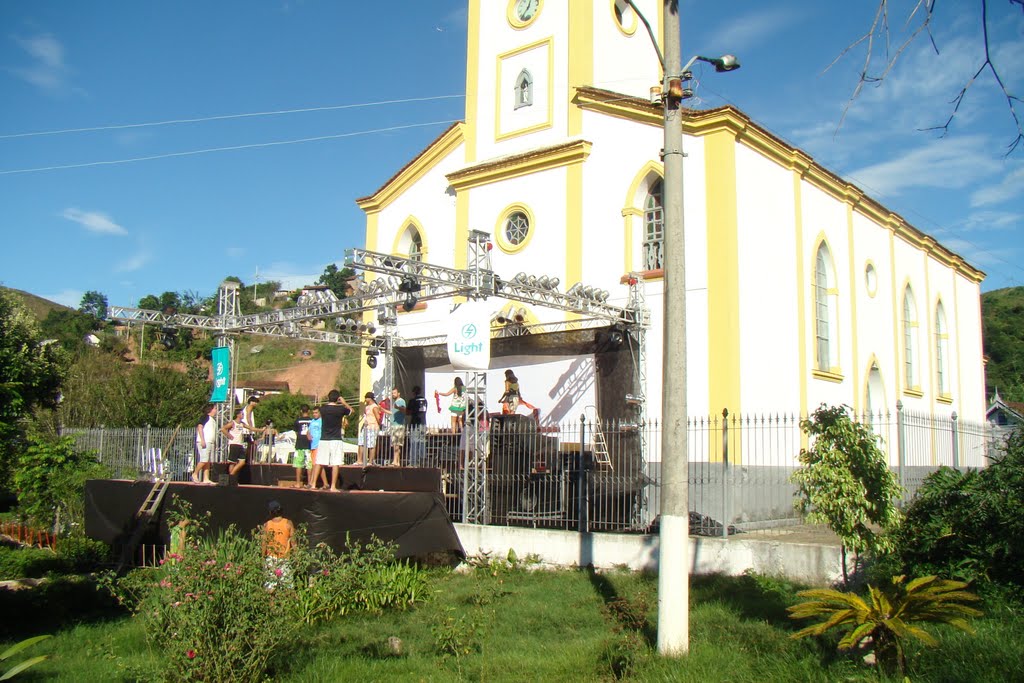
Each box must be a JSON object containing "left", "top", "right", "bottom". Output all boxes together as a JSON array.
[{"left": 463, "top": 0, "right": 662, "bottom": 164}]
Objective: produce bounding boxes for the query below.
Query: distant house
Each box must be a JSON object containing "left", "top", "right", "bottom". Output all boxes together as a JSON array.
[
  {"left": 233, "top": 380, "right": 290, "bottom": 405},
  {"left": 986, "top": 389, "right": 1023, "bottom": 457}
]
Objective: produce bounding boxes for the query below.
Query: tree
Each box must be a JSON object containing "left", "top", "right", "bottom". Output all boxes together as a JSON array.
[
  {"left": 39, "top": 309, "right": 100, "bottom": 355},
  {"left": 0, "top": 289, "right": 67, "bottom": 486},
  {"left": 79, "top": 290, "right": 108, "bottom": 321},
  {"left": 317, "top": 263, "right": 356, "bottom": 299},
  {"left": 57, "top": 349, "right": 209, "bottom": 428},
  {"left": 837, "top": 0, "right": 1023, "bottom": 153},
  {"left": 792, "top": 404, "right": 903, "bottom": 585}
]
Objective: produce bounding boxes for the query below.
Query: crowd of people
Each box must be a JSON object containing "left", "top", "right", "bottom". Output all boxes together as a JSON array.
[{"left": 191, "top": 370, "right": 538, "bottom": 485}]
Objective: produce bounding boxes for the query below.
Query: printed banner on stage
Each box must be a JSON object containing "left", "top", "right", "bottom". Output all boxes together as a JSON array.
[
  {"left": 446, "top": 301, "right": 490, "bottom": 370},
  {"left": 210, "top": 346, "right": 231, "bottom": 402}
]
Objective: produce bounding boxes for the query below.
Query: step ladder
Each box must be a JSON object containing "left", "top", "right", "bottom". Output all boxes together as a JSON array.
[
  {"left": 585, "top": 407, "right": 613, "bottom": 470},
  {"left": 116, "top": 479, "right": 171, "bottom": 573}
]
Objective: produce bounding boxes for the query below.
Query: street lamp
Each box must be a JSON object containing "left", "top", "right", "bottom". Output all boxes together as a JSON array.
[{"left": 625, "top": 0, "right": 740, "bottom": 658}]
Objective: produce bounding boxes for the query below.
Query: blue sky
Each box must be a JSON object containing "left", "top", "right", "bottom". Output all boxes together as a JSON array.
[{"left": 1, "top": 0, "right": 1021, "bottom": 311}]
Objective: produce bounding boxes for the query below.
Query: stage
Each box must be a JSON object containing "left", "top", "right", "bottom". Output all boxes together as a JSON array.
[{"left": 84, "top": 466, "right": 464, "bottom": 562}]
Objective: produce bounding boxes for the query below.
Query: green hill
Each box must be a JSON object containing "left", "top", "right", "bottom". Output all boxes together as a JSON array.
[
  {"left": 0, "top": 286, "right": 73, "bottom": 320},
  {"left": 982, "top": 286, "right": 1024, "bottom": 402}
]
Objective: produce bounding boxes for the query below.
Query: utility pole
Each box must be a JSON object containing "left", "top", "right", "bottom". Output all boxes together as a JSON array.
[{"left": 657, "top": 0, "right": 690, "bottom": 656}]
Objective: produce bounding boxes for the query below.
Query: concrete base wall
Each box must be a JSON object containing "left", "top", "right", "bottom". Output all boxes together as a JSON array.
[{"left": 454, "top": 523, "right": 845, "bottom": 585}]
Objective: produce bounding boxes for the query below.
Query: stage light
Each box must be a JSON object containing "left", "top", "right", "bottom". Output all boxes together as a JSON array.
[
  {"left": 526, "top": 275, "right": 538, "bottom": 287},
  {"left": 513, "top": 307, "right": 527, "bottom": 323},
  {"left": 366, "top": 349, "right": 378, "bottom": 368},
  {"left": 567, "top": 283, "right": 582, "bottom": 296},
  {"left": 365, "top": 322, "right": 377, "bottom": 335},
  {"left": 403, "top": 293, "right": 417, "bottom": 312},
  {"left": 514, "top": 272, "right": 528, "bottom": 284}
]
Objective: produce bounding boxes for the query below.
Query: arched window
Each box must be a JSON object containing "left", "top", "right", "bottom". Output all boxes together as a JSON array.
[
  {"left": 902, "top": 286, "right": 919, "bottom": 389},
  {"left": 935, "top": 300, "right": 949, "bottom": 395},
  {"left": 813, "top": 243, "right": 838, "bottom": 371},
  {"left": 514, "top": 69, "right": 533, "bottom": 109},
  {"left": 396, "top": 223, "right": 425, "bottom": 262},
  {"left": 643, "top": 179, "right": 663, "bottom": 271}
]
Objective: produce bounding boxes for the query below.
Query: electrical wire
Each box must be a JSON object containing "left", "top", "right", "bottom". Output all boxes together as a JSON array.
[
  {"left": 0, "top": 119, "right": 460, "bottom": 176},
  {"left": 0, "top": 94, "right": 464, "bottom": 140}
]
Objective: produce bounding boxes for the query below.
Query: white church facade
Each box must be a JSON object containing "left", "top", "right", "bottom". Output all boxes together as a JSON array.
[{"left": 354, "top": 0, "right": 986, "bottom": 432}]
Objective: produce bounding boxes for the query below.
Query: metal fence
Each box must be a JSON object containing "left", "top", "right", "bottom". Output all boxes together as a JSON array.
[{"left": 66, "top": 404, "right": 996, "bottom": 537}]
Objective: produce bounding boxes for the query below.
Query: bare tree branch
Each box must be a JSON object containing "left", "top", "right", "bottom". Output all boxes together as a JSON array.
[{"left": 830, "top": 0, "right": 1023, "bottom": 155}]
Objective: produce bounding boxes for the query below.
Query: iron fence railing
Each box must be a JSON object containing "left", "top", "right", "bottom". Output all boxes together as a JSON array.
[{"left": 65, "top": 404, "right": 998, "bottom": 537}]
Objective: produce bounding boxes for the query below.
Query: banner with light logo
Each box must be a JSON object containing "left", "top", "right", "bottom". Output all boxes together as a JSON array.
[
  {"left": 446, "top": 301, "right": 490, "bottom": 370},
  {"left": 210, "top": 346, "right": 231, "bottom": 403}
]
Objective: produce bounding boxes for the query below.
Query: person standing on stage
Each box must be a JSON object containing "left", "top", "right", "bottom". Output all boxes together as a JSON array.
[
  {"left": 406, "top": 385, "right": 429, "bottom": 466},
  {"left": 292, "top": 405, "right": 312, "bottom": 487},
  {"left": 318, "top": 389, "right": 353, "bottom": 492},
  {"left": 436, "top": 376, "right": 467, "bottom": 432},
  {"left": 357, "top": 392, "right": 384, "bottom": 466},
  {"left": 389, "top": 388, "right": 407, "bottom": 467},
  {"left": 191, "top": 403, "right": 217, "bottom": 484},
  {"left": 240, "top": 394, "right": 262, "bottom": 461},
  {"left": 307, "top": 406, "right": 329, "bottom": 489},
  {"left": 222, "top": 407, "right": 250, "bottom": 477},
  {"left": 499, "top": 369, "right": 538, "bottom": 416}
]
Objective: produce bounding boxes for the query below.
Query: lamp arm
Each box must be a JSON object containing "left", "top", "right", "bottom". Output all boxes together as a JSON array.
[{"left": 624, "top": 0, "right": 664, "bottom": 70}]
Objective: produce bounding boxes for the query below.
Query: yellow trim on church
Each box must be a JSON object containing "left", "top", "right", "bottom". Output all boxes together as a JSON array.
[
  {"left": 447, "top": 139, "right": 592, "bottom": 190},
  {"left": 704, "top": 129, "right": 740, "bottom": 418},
  {"left": 356, "top": 124, "right": 464, "bottom": 214}
]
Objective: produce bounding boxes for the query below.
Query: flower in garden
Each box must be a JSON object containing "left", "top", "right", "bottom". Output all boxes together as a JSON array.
[
  {"left": 186, "top": 649, "right": 196, "bottom": 660},
  {"left": 274, "top": 568, "right": 283, "bottom": 577}
]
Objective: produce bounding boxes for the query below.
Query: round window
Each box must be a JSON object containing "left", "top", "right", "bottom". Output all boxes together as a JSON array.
[
  {"left": 865, "top": 262, "right": 878, "bottom": 298},
  {"left": 504, "top": 212, "right": 530, "bottom": 246}
]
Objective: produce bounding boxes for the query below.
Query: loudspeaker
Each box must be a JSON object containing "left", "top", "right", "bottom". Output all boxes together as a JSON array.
[{"left": 217, "top": 474, "right": 238, "bottom": 487}]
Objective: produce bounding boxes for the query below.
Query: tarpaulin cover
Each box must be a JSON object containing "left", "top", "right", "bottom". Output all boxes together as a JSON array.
[{"left": 84, "top": 479, "right": 464, "bottom": 561}]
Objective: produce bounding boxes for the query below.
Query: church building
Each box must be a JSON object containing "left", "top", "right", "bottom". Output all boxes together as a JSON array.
[{"left": 354, "top": 0, "right": 986, "bottom": 433}]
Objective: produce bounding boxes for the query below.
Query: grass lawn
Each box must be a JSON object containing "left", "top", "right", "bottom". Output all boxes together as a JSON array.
[{"left": 4, "top": 568, "right": 1022, "bottom": 682}]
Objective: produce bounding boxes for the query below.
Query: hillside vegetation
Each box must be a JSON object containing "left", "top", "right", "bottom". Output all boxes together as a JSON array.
[
  {"left": 0, "top": 286, "right": 72, "bottom": 320},
  {"left": 981, "top": 286, "right": 1024, "bottom": 402}
]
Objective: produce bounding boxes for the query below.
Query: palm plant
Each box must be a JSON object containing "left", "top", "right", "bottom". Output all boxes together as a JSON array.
[{"left": 788, "top": 575, "right": 983, "bottom": 675}]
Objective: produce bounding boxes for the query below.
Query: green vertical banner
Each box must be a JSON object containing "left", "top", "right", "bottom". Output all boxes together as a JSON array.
[{"left": 210, "top": 346, "right": 231, "bottom": 403}]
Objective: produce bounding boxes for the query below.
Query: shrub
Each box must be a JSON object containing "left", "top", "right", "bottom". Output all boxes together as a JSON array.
[
  {"left": 104, "top": 525, "right": 428, "bottom": 681},
  {"left": 889, "top": 426, "right": 1024, "bottom": 596},
  {"left": 788, "top": 574, "right": 982, "bottom": 676}
]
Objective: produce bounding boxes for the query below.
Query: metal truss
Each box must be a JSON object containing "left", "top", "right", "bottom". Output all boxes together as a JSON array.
[
  {"left": 107, "top": 233, "right": 652, "bottom": 524},
  {"left": 460, "top": 370, "right": 489, "bottom": 524}
]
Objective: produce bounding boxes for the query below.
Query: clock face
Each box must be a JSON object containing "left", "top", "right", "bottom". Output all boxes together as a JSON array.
[{"left": 515, "top": 0, "right": 539, "bottom": 22}]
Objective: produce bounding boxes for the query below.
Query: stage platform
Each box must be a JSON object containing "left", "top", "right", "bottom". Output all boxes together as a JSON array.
[{"left": 84, "top": 468, "right": 463, "bottom": 562}]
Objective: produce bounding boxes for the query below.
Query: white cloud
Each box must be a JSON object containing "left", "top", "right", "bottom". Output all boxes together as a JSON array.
[
  {"left": 960, "top": 209, "right": 1023, "bottom": 232},
  {"left": 61, "top": 208, "right": 128, "bottom": 235},
  {"left": 846, "top": 136, "right": 1001, "bottom": 195},
  {"left": 115, "top": 249, "right": 151, "bottom": 273},
  {"left": 8, "top": 33, "right": 72, "bottom": 93},
  {"left": 970, "top": 166, "right": 1024, "bottom": 208},
  {"left": 40, "top": 288, "right": 83, "bottom": 308}
]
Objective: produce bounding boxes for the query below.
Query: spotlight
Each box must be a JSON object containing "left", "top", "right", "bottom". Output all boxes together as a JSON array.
[
  {"left": 581, "top": 286, "right": 596, "bottom": 300},
  {"left": 548, "top": 276, "right": 560, "bottom": 290},
  {"left": 526, "top": 275, "right": 538, "bottom": 287},
  {"left": 567, "top": 283, "right": 582, "bottom": 296},
  {"left": 403, "top": 293, "right": 417, "bottom": 312},
  {"left": 366, "top": 349, "right": 379, "bottom": 369},
  {"left": 496, "top": 313, "right": 509, "bottom": 324},
  {"left": 538, "top": 276, "right": 551, "bottom": 289},
  {"left": 366, "top": 322, "right": 377, "bottom": 335},
  {"left": 597, "top": 289, "right": 610, "bottom": 302},
  {"left": 513, "top": 307, "right": 527, "bottom": 324},
  {"left": 514, "top": 272, "right": 528, "bottom": 284}
]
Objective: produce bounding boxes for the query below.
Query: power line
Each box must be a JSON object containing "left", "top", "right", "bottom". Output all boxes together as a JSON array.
[
  {"left": 0, "top": 94, "right": 464, "bottom": 140},
  {"left": 0, "top": 119, "right": 460, "bottom": 176}
]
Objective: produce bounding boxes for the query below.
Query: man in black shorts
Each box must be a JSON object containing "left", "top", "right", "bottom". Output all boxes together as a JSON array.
[{"left": 406, "top": 386, "right": 429, "bottom": 466}]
